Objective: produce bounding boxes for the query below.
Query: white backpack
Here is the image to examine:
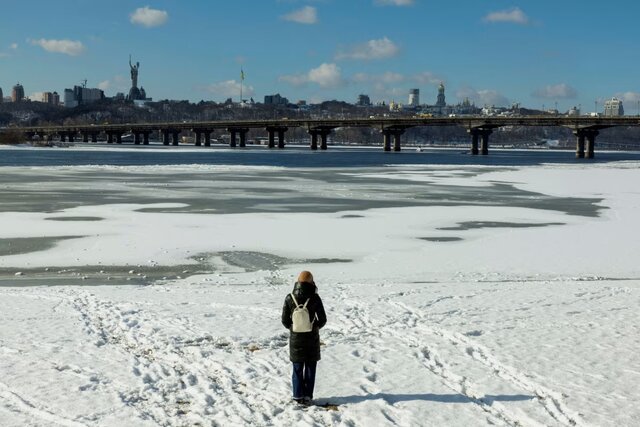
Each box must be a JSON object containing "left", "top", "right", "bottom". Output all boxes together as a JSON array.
[{"left": 290, "top": 293, "right": 314, "bottom": 333}]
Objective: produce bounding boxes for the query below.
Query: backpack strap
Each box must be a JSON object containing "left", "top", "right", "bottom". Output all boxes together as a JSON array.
[
  {"left": 290, "top": 293, "right": 300, "bottom": 308},
  {"left": 302, "top": 298, "right": 310, "bottom": 309}
]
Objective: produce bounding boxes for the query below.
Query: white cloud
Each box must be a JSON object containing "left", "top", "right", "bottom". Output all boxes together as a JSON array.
[
  {"left": 308, "top": 63, "right": 342, "bottom": 87},
  {"left": 483, "top": 7, "right": 529, "bottom": 25},
  {"left": 532, "top": 83, "right": 577, "bottom": 99},
  {"left": 28, "top": 92, "right": 44, "bottom": 102},
  {"left": 375, "top": 0, "right": 414, "bottom": 6},
  {"left": 29, "top": 38, "right": 85, "bottom": 56},
  {"left": 336, "top": 37, "right": 399, "bottom": 61},
  {"left": 282, "top": 6, "right": 318, "bottom": 24},
  {"left": 353, "top": 71, "right": 405, "bottom": 84},
  {"left": 280, "top": 63, "right": 343, "bottom": 88},
  {"left": 412, "top": 71, "right": 440, "bottom": 85},
  {"left": 456, "top": 86, "right": 509, "bottom": 107},
  {"left": 10, "top": 43, "right": 18, "bottom": 50},
  {"left": 615, "top": 92, "right": 640, "bottom": 103},
  {"left": 130, "top": 6, "right": 169, "bottom": 28},
  {"left": 98, "top": 80, "right": 111, "bottom": 91},
  {"left": 203, "top": 80, "right": 255, "bottom": 98}
]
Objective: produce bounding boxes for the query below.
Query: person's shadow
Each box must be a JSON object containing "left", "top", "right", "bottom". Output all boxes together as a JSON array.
[{"left": 316, "top": 393, "right": 534, "bottom": 406}]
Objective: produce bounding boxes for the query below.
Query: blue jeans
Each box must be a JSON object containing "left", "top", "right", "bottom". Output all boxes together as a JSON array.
[{"left": 292, "top": 361, "right": 317, "bottom": 400}]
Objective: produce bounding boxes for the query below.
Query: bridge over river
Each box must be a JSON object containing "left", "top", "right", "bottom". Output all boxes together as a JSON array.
[{"left": 7, "top": 116, "right": 640, "bottom": 158}]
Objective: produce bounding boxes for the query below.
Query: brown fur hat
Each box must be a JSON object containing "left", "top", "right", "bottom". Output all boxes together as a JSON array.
[{"left": 297, "top": 270, "right": 314, "bottom": 284}]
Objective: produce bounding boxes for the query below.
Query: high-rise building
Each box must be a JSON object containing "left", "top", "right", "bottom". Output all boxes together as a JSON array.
[
  {"left": 357, "top": 94, "right": 371, "bottom": 106},
  {"left": 603, "top": 97, "right": 624, "bottom": 116},
  {"left": 11, "top": 83, "right": 25, "bottom": 102},
  {"left": 435, "top": 83, "right": 446, "bottom": 107},
  {"left": 408, "top": 89, "right": 419, "bottom": 107},
  {"left": 264, "top": 94, "right": 289, "bottom": 105},
  {"left": 63, "top": 85, "right": 104, "bottom": 108},
  {"left": 0, "top": 87, "right": 3, "bottom": 103},
  {"left": 43, "top": 92, "right": 60, "bottom": 105}
]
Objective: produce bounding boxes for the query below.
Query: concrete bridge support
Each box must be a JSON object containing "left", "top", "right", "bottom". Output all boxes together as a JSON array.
[
  {"left": 162, "top": 130, "right": 170, "bottom": 146},
  {"left": 195, "top": 131, "right": 202, "bottom": 147},
  {"left": 82, "top": 132, "right": 89, "bottom": 143},
  {"left": 204, "top": 131, "right": 212, "bottom": 147},
  {"left": 267, "top": 130, "right": 275, "bottom": 149},
  {"left": 115, "top": 133, "right": 122, "bottom": 144},
  {"left": 107, "top": 132, "right": 113, "bottom": 144},
  {"left": 308, "top": 129, "right": 331, "bottom": 150},
  {"left": 574, "top": 129, "right": 599, "bottom": 159},
  {"left": 383, "top": 132, "right": 391, "bottom": 151},
  {"left": 227, "top": 128, "right": 249, "bottom": 148},
  {"left": 142, "top": 131, "right": 151, "bottom": 145},
  {"left": 58, "top": 132, "right": 67, "bottom": 142},
  {"left": 239, "top": 128, "right": 248, "bottom": 147},
  {"left": 266, "top": 127, "right": 288, "bottom": 149},
  {"left": 382, "top": 129, "right": 405, "bottom": 151},
  {"left": 469, "top": 128, "right": 493, "bottom": 155},
  {"left": 171, "top": 130, "right": 180, "bottom": 146},
  {"left": 134, "top": 133, "right": 141, "bottom": 145}
]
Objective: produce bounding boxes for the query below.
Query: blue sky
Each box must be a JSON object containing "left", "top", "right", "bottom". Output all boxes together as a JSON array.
[{"left": 1, "top": 0, "right": 639, "bottom": 112}]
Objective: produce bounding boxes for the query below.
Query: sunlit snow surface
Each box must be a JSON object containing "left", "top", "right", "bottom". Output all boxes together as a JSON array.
[{"left": 1, "top": 147, "right": 639, "bottom": 426}]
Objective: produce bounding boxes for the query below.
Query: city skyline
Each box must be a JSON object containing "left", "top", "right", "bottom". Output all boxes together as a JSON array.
[{"left": 1, "top": 1, "right": 640, "bottom": 112}]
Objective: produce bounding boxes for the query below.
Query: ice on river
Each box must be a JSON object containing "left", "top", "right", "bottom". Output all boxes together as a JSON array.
[{"left": 1, "top": 159, "right": 639, "bottom": 426}]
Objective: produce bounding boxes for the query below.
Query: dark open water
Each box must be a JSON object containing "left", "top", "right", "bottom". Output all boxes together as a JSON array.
[{"left": 2, "top": 145, "right": 640, "bottom": 167}]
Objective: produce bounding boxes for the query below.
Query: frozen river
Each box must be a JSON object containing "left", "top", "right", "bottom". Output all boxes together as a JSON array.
[{"left": 1, "top": 145, "right": 639, "bottom": 426}]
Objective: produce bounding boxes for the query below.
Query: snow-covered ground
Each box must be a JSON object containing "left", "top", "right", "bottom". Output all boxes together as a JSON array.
[{"left": 1, "top": 158, "right": 639, "bottom": 426}]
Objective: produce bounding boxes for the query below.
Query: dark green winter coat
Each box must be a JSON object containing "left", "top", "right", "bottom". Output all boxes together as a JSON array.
[{"left": 281, "top": 281, "right": 327, "bottom": 363}]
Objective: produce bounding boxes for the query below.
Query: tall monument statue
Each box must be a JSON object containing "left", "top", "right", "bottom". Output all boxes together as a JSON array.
[
  {"left": 127, "top": 55, "right": 146, "bottom": 101},
  {"left": 129, "top": 55, "right": 140, "bottom": 88}
]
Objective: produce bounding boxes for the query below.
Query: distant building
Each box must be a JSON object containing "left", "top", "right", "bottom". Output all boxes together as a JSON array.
[
  {"left": 357, "top": 94, "right": 371, "bottom": 106},
  {"left": 408, "top": 89, "right": 419, "bottom": 107},
  {"left": 264, "top": 93, "right": 289, "bottom": 105},
  {"left": 567, "top": 106, "right": 580, "bottom": 117},
  {"left": 43, "top": 91, "right": 60, "bottom": 105},
  {"left": 11, "top": 83, "right": 25, "bottom": 102},
  {"left": 603, "top": 97, "right": 624, "bottom": 116},
  {"left": 435, "top": 83, "right": 446, "bottom": 108},
  {"left": 0, "top": 87, "right": 3, "bottom": 103},
  {"left": 64, "top": 85, "right": 105, "bottom": 108}
]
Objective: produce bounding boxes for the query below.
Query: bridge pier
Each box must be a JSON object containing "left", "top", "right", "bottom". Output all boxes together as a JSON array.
[
  {"left": 82, "top": 132, "right": 89, "bottom": 143},
  {"left": 115, "top": 133, "right": 122, "bottom": 144},
  {"left": 194, "top": 131, "right": 202, "bottom": 147},
  {"left": 227, "top": 128, "right": 249, "bottom": 148},
  {"left": 393, "top": 131, "right": 403, "bottom": 152},
  {"left": 134, "top": 133, "right": 141, "bottom": 145},
  {"left": 106, "top": 132, "right": 113, "bottom": 144},
  {"left": 308, "top": 128, "right": 331, "bottom": 150},
  {"left": 142, "top": 132, "right": 150, "bottom": 145},
  {"left": 575, "top": 134, "right": 585, "bottom": 158},
  {"left": 383, "top": 131, "right": 391, "bottom": 151},
  {"left": 470, "top": 131, "right": 479, "bottom": 155},
  {"left": 90, "top": 132, "right": 98, "bottom": 143},
  {"left": 59, "top": 132, "right": 67, "bottom": 142},
  {"left": 469, "top": 128, "right": 492, "bottom": 155},
  {"left": 171, "top": 130, "right": 180, "bottom": 146},
  {"left": 239, "top": 128, "right": 248, "bottom": 147},
  {"left": 574, "top": 129, "right": 599, "bottom": 159},
  {"left": 204, "top": 131, "right": 212, "bottom": 147},
  {"left": 162, "top": 130, "right": 170, "bottom": 146},
  {"left": 266, "top": 127, "right": 287, "bottom": 149},
  {"left": 381, "top": 128, "right": 405, "bottom": 151}
]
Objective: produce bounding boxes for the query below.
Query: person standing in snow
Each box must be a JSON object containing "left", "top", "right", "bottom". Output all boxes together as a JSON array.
[{"left": 281, "top": 270, "right": 327, "bottom": 405}]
